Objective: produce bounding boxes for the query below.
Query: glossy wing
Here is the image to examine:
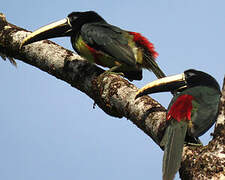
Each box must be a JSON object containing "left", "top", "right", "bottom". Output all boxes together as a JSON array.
[{"left": 81, "top": 23, "right": 136, "bottom": 66}]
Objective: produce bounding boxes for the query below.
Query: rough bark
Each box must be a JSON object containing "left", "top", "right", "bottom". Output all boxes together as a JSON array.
[{"left": 1, "top": 13, "right": 225, "bottom": 179}]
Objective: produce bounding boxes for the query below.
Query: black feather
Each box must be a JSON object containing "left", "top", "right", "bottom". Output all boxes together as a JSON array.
[{"left": 81, "top": 23, "right": 136, "bottom": 66}]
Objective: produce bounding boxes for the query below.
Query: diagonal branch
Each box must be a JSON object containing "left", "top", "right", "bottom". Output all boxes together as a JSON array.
[{"left": 1, "top": 13, "right": 225, "bottom": 179}]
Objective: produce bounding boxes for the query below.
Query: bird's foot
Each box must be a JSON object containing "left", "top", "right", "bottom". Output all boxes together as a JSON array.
[
  {"left": 107, "top": 65, "right": 124, "bottom": 76},
  {"left": 97, "top": 67, "right": 124, "bottom": 82},
  {"left": 107, "top": 71, "right": 124, "bottom": 77},
  {"left": 184, "top": 136, "right": 202, "bottom": 146},
  {"left": 97, "top": 71, "right": 124, "bottom": 86},
  {"left": 185, "top": 142, "right": 203, "bottom": 146}
]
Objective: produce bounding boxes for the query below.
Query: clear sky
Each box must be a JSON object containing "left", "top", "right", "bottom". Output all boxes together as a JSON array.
[{"left": 1, "top": 1, "right": 225, "bottom": 180}]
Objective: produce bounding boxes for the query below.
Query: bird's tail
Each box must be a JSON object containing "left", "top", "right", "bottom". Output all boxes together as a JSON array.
[
  {"left": 143, "top": 53, "right": 166, "bottom": 79},
  {"left": 160, "top": 121, "right": 188, "bottom": 180}
]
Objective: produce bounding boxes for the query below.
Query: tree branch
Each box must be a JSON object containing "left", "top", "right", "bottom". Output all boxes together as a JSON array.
[{"left": 1, "top": 13, "right": 225, "bottom": 179}]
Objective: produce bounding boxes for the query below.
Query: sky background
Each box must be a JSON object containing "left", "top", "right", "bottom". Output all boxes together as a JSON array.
[{"left": 1, "top": 1, "right": 225, "bottom": 180}]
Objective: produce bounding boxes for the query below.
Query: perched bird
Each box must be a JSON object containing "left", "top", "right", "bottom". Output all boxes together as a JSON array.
[
  {"left": 136, "top": 69, "right": 221, "bottom": 180},
  {"left": 20, "top": 11, "right": 165, "bottom": 81}
]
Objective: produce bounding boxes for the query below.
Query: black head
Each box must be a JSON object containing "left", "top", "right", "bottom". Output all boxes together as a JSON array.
[
  {"left": 184, "top": 69, "right": 220, "bottom": 92},
  {"left": 67, "top": 11, "right": 106, "bottom": 29}
]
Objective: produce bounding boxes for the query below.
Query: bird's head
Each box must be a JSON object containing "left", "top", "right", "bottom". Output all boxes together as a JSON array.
[
  {"left": 68, "top": 11, "right": 105, "bottom": 28},
  {"left": 136, "top": 69, "right": 220, "bottom": 98},
  {"left": 20, "top": 11, "right": 105, "bottom": 48}
]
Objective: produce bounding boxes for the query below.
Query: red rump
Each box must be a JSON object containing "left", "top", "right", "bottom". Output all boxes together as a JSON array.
[
  {"left": 167, "top": 95, "right": 194, "bottom": 122},
  {"left": 129, "top": 32, "right": 159, "bottom": 59}
]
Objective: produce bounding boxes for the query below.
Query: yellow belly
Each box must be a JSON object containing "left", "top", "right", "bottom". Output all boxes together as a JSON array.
[{"left": 73, "top": 36, "right": 120, "bottom": 68}]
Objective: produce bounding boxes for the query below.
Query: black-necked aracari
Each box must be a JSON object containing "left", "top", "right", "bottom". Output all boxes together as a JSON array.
[
  {"left": 136, "top": 69, "right": 221, "bottom": 180},
  {"left": 20, "top": 11, "right": 165, "bottom": 81}
]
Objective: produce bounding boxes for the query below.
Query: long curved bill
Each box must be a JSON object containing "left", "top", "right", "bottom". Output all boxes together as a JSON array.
[
  {"left": 135, "top": 73, "right": 187, "bottom": 99},
  {"left": 20, "top": 18, "right": 72, "bottom": 48}
]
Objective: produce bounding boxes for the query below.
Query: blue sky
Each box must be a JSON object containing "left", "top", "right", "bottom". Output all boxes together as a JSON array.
[{"left": 1, "top": 1, "right": 225, "bottom": 180}]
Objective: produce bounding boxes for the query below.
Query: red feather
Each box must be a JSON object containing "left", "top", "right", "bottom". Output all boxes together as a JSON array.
[
  {"left": 85, "top": 44, "right": 104, "bottom": 66},
  {"left": 167, "top": 95, "right": 194, "bottom": 122},
  {"left": 129, "top": 32, "right": 159, "bottom": 59}
]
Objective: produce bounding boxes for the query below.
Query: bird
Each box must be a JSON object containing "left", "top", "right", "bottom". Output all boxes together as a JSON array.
[
  {"left": 20, "top": 11, "right": 165, "bottom": 81},
  {"left": 136, "top": 69, "right": 221, "bottom": 180}
]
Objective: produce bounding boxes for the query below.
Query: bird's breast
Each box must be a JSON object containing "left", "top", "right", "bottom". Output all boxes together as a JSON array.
[{"left": 72, "top": 35, "right": 96, "bottom": 63}]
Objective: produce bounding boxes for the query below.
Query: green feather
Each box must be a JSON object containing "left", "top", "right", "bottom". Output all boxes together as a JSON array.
[{"left": 160, "top": 121, "right": 188, "bottom": 180}]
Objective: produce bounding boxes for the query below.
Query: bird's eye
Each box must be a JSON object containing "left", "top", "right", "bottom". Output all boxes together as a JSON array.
[
  {"left": 68, "top": 12, "right": 81, "bottom": 23},
  {"left": 185, "top": 70, "right": 197, "bottom": 79},
  {"left": 68, "top": 16, "right": 77, "bottom": 23}
]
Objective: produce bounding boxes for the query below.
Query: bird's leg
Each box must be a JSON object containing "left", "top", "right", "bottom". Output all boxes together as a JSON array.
[
  {"left": 98, "top": 65, "right": 124, "bottom": 80},
  {"left": 184, "top": 136, "right": 203, "bottom": 146},
  {"left": 96, "top": 65, "right": 125, "bottom": 87},
  {"left": 107, "top": 65, "right": 124, "bottom": 76},
  {"left": 185, "top": 142, "right": 203, "bottom": 146}
]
